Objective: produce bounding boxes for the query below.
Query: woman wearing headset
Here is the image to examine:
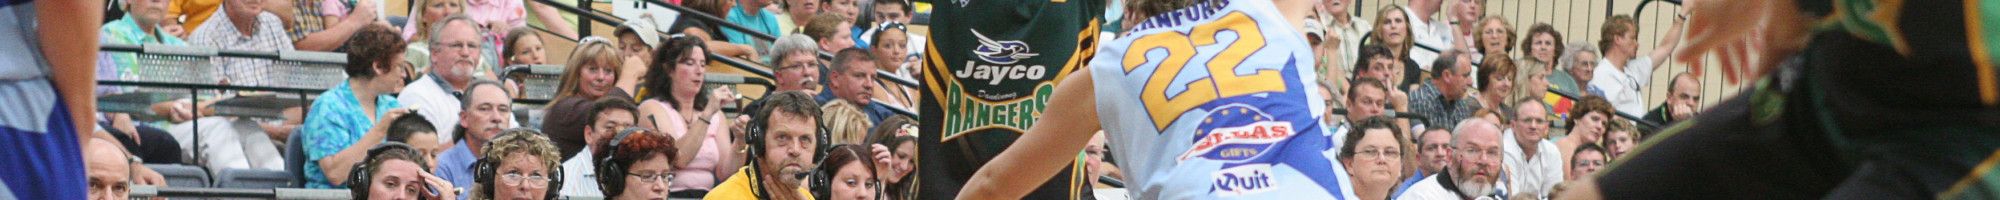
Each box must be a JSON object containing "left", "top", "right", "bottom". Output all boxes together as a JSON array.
[
  {"left": 471, "top": 129, "right": 564, "bottom": 200},
  {"left": 596, "top": 128, "right": 682, "bottom": 200},
  {"left": 350, "top": 142, "right": 458, "bottom": 200}
]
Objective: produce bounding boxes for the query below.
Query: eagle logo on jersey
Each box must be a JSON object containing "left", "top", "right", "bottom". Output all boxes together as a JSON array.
[{"left": 971, "top": 30, "right": 1039, "bottom": 65}]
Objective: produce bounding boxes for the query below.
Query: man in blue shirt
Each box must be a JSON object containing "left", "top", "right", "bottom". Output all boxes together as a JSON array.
[
  {"left": 723, "top": 0, "right": 782, "bottom": 50},
  {"left": 816, "top": 48, "right": 896, "bottom": 123},
  {"left": 434, "top": 80, "right": 516, "bottom": 199}
]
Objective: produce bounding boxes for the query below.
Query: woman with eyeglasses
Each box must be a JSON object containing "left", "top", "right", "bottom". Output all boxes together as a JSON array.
[
  {"left": 637, "top": 36, "right": 742, "bottom": 198},
  {"left": 814, "top": 145, "right": 880, "bottom": 200},
  {"left": 595, "top": 128, "right": 681, "bottom": 200},
  {"left": 472, "top": 129, "right": 563, "bottom": 200},
  {"left": 1339, "top": 117, "right": 1408, "bottom": 200}
]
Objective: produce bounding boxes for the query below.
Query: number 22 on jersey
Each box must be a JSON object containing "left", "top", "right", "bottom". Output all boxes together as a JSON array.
[{"left": 1121, "top": 11, "right": 1289, "bottom": 132}]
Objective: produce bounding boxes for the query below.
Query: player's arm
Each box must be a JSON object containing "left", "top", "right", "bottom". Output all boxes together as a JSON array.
[
  {"left": 959, "top": 69, "right": 1102, "bottom": 200},
  {"left": 42, "top": 0, "right": 105, "bottom": 142}
]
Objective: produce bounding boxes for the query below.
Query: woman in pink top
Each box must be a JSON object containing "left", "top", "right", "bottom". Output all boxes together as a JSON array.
[{"left": 636, "top": 36, "right": 743, "bottom": 198}]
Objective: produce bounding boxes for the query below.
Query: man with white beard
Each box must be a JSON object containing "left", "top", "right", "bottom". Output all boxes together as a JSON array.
[{"left": 1397, "top": 118, "right": 1506, "bottom": 200}]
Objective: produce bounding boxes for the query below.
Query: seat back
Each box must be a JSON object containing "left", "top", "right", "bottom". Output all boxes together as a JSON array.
[
  {"left": 144, "top": 164, "right": 211, "bottom": 188},
  {"left": 216, "top": 168, "right": 294, "bottom": 188}
]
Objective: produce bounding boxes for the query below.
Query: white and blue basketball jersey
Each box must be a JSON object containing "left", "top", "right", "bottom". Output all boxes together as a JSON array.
[{"left": 1088, "top": 0, "right": 1354, "bottom": 199}]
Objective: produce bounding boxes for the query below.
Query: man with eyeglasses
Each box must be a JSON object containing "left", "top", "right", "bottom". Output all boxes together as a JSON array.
[
  {"left": 1397, "top": 118, "right": 1507, "bottom": 200},
  {"left": 737, "top": 34, "right": 826, "bottom": 129},
  {"left": 1409, "top": 50, "right": 1482, "bottom": 130},
  {"left": 558, "top": 96, "right": 639, "bottom": 197},
  {"left": 400, "top": 14, "right": 490, "bottom": 146},
  {"left": 434, "top": 80, "right": 518, "bottom": 199},
  {"left": 1501, "top": 98, "right": 1560, "bottom": 199}
]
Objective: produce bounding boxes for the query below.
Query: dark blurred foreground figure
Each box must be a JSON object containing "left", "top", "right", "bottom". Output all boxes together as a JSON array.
[{"left": 1563, "top": 0, "right": 2000, "bottom": 199}]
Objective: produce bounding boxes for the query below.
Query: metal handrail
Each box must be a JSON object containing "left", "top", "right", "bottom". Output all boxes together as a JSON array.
[
  {"left": 102, "top": 43, "right": 348, "bottom": 65},
  {"left": 128, "top": 185, "right": 351, "bottom": 199}
]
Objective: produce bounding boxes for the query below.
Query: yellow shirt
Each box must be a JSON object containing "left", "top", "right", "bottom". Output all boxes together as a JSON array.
[
  {"left": 704, "top": 167, "right": 814, "bottom": 200},
  {"left": 170, "top": 0, "right": 223, "bottom": 31}
]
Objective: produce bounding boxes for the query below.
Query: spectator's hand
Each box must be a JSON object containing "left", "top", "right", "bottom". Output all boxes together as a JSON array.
[
  {"left": 871, "top": 144, "right": 896, "bottom": 180},
  {"left": 346, "top": 0, "right": 380, "bottom": 25},
  {"left": 420, "top": 171, "right": 458, "bottom": 200},
  {"left": 704, "top": 87, "right": 734, "bottom": 116},
  {"left": 131, "top": 163, "right": 165, "bottom": 186},
  {"left": 367, "top": 108, "right": 415, "bottom": 138},
  {"left": 1671, "top": 103, "right": 1697, "bottom": 120}
]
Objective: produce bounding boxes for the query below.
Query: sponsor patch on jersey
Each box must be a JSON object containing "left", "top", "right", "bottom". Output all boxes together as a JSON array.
[
  {"left": 1180, "top": 105, "right": 1295, "bottom": 162},
  {"left": 1211, "top": 163, "right": 1279, "bottom": 196}
]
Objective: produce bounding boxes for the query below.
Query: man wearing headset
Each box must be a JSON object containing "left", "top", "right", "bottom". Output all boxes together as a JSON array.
[
  {"left": 558, "top": 96, "right": 641, "bottom": 197},
  {"left": 706, "top": 91, "right": 822, "bottom": 200}
]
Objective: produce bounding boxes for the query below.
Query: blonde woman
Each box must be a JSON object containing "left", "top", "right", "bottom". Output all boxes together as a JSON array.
[
  {"left": 821, "top": 100, "right": 874, "bottom": 145},
  {"left": 541, "top": 37, "right": 624, "bottom": 160},
  {"left": 470, "top": 128, "right": 564, "bottom": 200}
]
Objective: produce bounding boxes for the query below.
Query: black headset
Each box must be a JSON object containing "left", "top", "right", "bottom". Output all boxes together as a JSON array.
[
  {"left": 348, "top": 142, "right": 427, "bottom": 200},
  {"left": 743, "top": 102, "right": 831, "bottom": 200},
  {"left": 594, "top": 127, "right": 649, "bottom": 198},
  {"left": 472, "top": 128, "right": 565, "bottom": 200},
  {"left": 808, "top": 144, "right": 878, "bottom": 200}
]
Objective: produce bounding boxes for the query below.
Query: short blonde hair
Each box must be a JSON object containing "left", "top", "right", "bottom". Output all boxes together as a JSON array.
[
  {"left": 821, "top": 100, "right": 874, "bottom": 145},
  {"left": 471, "top": 129, "right": 562, "bottom": 200}
]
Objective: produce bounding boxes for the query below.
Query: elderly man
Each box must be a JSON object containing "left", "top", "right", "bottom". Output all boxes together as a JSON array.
[
  {"left": 188, "top": 0, "right": 295, "bottom": 86},
  {"left": 399, "top": 15, "right": 484, "bottom": 145},
  {"left": 705, "top": 91, "right": 821, "bottom": 200},
  {"left": 1409, "top": 50, "right": 1482, "bottom": 129},
  {"left": 1642, "top": 72, "right": 1700, "bottom": 129},
  {"left": 1503, "top": 98, "right": 1561, "bottom": 198},
  {"left": 1398, "top": 119, "right": 1506, "bottom": 200},
  {"left": 432, "top": 80, "right": 516, "bottom": 194},
  {"left": 818, "top": 48, "right": 896, "bottom": 123},
  {"left": 86, "top": 138, "right": 132, "bottom": 200}
]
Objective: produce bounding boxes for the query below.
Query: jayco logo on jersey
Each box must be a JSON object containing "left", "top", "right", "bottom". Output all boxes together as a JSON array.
[
  {"left": 1180, "top": 105, "right": 1295, "bottom": 162},
  {"left": 954, "top": 29, "right": 1048, "bottom": 86},
  {"left": 1212, "top": 164, "right": 1279, "bottom": 196}
]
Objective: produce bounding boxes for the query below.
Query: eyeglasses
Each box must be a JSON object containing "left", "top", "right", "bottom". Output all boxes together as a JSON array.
[
  {"left": 1455, "top": 145, "right": 1502, "bottom": 159},
  {"left": 1515, "top": 117, "right": 1548, "bottom": 125},
  {"left": 1353, "top": 147, "right": 1403, "bottom": 159},
  {"left": 501, "top": 173, "right": 552, "bottom": 188},
  {"left": 437, "top": 42, "right": 480, "bottom": 51},
  {"left": 629, "top": 172, "right": 675, "bottom": 185},
  {"left": 779, "top": 61, "right": 817, "bottom": 71}
]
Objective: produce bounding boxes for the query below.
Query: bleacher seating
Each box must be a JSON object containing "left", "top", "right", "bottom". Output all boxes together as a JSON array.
[
  {"left": 215, "top": 168, "right": 295, "bottom": 189},
  {"left": 146, "top": 164, "right": 211, "bottom": 188}
]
